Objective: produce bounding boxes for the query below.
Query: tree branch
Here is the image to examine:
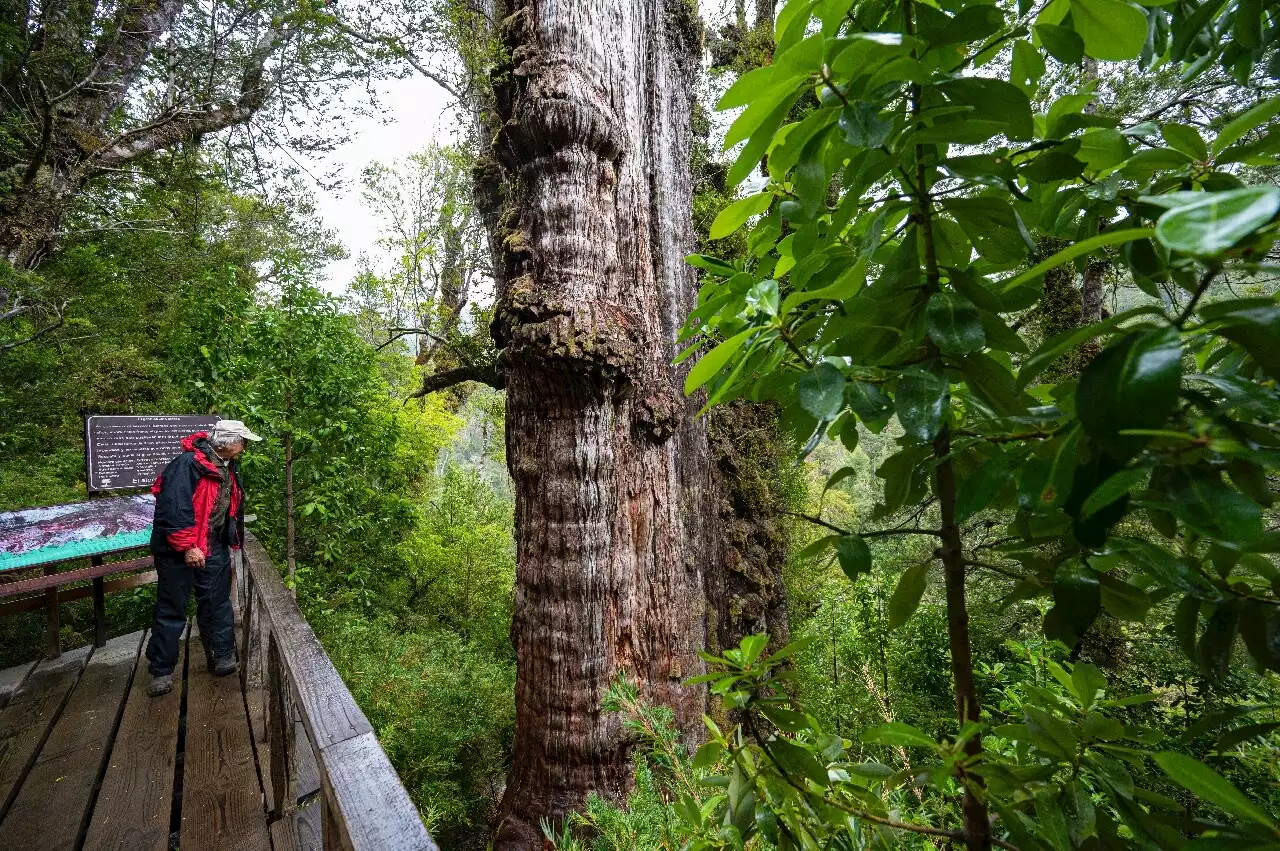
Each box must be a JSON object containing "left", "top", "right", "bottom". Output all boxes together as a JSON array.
[{"left": 409, "top": 363, "right": 504, "bottom": 399}]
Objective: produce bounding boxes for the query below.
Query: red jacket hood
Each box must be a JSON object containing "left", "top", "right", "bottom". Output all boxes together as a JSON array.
[{"left": 181, "top": 431, "right": 210, "bottom": 451}]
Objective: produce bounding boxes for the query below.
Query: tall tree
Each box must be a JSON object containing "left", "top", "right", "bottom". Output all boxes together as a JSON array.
[
  {"left": 479, "top": 0, "right": 710, "bottom": 843},
  {"left": 0, "top": 0, "right": 366, "bottom": 271}
]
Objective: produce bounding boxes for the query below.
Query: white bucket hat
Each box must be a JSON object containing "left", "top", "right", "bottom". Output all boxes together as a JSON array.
[{"left": 212, "top": 419, "right": 263, "bottom": 442}]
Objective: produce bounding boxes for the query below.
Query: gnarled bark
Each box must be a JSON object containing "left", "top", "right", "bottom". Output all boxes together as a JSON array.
[{"left": 487, "top": 0, "right": 710, "bottom": 844}]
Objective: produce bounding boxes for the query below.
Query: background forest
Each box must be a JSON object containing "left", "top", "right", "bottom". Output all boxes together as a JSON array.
[{"left": 0, "top": 0, "right": 1277, "bottom": 847}]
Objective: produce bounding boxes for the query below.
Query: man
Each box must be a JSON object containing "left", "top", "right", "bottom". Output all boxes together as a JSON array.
[{"left": 146, "top": 420, "right": 262, "bottom": 697}]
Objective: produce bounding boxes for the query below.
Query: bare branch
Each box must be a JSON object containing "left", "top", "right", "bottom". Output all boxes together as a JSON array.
[{"left": 409, "top": 363, "right": 504, "bottom": 399}]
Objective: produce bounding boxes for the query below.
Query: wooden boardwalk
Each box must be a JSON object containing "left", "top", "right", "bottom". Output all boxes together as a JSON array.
[{"left": 0, "top": 627, "right": 272, "bottom": 851}]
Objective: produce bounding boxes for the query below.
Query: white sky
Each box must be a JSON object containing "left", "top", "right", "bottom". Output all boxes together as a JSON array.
[{"left": 310, "top": 75, "right": 459, "bottom": 290}]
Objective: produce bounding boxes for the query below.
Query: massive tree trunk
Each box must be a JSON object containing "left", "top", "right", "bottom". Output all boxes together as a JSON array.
[{"left": 486, "top": 0, "right": 709, "bottom": 844}]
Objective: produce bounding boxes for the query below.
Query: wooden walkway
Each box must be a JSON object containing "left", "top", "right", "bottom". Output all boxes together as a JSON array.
[{"left": 0, "top": 627, "right": 274, "bottom": 851}]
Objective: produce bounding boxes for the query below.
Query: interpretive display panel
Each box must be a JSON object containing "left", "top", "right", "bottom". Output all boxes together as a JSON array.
[
  {"left": 0, "top": 494, "right": 155, "bottom": 571},
  {"left": 85, "top": 415, "right": 219, "bottom": 492}
]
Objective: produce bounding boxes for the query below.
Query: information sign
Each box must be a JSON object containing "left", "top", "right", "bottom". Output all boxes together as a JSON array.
[{"left": 85, "top": 415, "right": 219, "bottom": 492}]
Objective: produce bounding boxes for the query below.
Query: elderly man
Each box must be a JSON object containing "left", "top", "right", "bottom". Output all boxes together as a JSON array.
[{"left": 146, "top": 420, "right": 262, "bottom": 697}]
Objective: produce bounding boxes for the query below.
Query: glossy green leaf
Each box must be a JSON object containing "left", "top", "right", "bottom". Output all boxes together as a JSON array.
[
  {"left": 943, "top": 197, "right": 1031, "bottom": 264},
  {"left": 1154, "top": 186, "right": 1280, "bottom": 256},
  {"left": 685, "top": 328, "right": 756, "bottom": 394},
  {"left": 710, "top": 193, "right": 773, "bottom": 240},
  {"left": 1153, "top": 751, "right": 1277, "bottom": 828},
  {"left": 1160, "top": 123, "right": 1208, "bottom": 160},
  {"left": 839, "top": 102, "right": 892, "bottom": 149},
  {"left": 1035, "top": 23, "right": 1085, "bottom": 64},
  {"left": 1211, "top": 95, "right": 1280, "bottom": 157},
  {"left": 1052, "top": 560, "right": 1101, "bottom": 642},
  {"left": 1081, "top": 467, "right": 1148, "bottom": 517},
  {"left": 926, "top": 292, "right": 986, "bottom": 355},
  {"left": 1070, "top": 0, "right": 1148, "bottom": 59},
  {"left": 797, "top": 362, "right": 846, "bottom": 420},
  {"left": 836, "top": 534, "right": 872, "bottom": 581},
  {"left": 862, "top": 722, "right": 937, "bottom": 748},
  {"left": 846, "top": 381, "right": 894, "bottom": 432},
  {"left": 956, "top": 455, "right": 1012, "bottom": 522},
  {"left": 896, "top": 369, "right": 949, "bottom": 442},
  {"left": 887, "top": 563, "right": 928, "bottom": 629},
  {"left": 1076, "top": 328, "right": 1182, "bottom": 458}
]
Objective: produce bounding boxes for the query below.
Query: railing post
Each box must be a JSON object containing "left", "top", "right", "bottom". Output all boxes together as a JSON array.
[
  {"left": 323, "top": 793, "right": 343, "bottom": 851},
  {"left": 267, "top": 631, "right": 290, "bottom": 819},
  {"left": 91, "top": 554, "right": 106, "bottom": 648},
  {"left": 43, "top": 562, "right": 60, "bottom": 659},
  {"left": 240, "top": 572, "right": 254, "bottom": 692}
]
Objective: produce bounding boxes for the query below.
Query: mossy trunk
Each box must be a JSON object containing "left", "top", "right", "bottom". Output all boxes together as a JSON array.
[{"left": 487, "top": 0, "right": 711, "bottom": 845}]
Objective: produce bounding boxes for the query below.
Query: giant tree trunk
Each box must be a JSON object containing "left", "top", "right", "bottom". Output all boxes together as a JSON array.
[{"left": 487, "top": 0, "right": 709, "bottom": 844}]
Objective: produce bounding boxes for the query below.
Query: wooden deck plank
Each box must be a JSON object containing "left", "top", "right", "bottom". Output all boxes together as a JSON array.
[
  {"left": 0, "top": 632, "right": 143, "bottom": 851},
  {"left": 180, "top": 651, "right": 270, "bottom": 850},
  {"left": 0, "top": 661, "right": 35, "bottom": 709},
  {"left": 0, "top": 645, "right": 92, "bottom": 823},
  {"left": 84, "top": 628, "right": 187, "bottom": 851}
]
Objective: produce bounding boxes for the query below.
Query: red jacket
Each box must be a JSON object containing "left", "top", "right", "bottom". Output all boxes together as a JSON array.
[{"left": 149, "top": 432, "right": 245, "bottom": 556}]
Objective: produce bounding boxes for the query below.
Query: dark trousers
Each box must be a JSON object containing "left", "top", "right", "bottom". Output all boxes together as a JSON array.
[{"left": 145, "top": 543, "right": 235, "bottom": 676}]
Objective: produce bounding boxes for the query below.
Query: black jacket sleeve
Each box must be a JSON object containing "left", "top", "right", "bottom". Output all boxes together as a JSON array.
[{"left": 152, "top": 452, "right": 202, "bottom": 552}]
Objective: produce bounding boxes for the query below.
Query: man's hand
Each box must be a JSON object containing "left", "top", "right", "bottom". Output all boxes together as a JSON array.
[{"left": 184, "top": 548, "right": 206, "bottom": 568}]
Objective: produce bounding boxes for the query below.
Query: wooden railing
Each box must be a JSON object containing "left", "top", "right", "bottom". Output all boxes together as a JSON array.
[{"left": 237, "top": 532, "right": 438, "bottom": 851}]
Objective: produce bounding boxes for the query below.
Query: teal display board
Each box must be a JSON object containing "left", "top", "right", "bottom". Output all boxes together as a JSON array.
[{"left": 0, "top": 495, "right": 155, "bottom": 571}]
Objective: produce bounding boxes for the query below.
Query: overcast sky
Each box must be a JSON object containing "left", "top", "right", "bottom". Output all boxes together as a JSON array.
[{"left": 310, "top": 75, "right": 457, "bottom": 291}]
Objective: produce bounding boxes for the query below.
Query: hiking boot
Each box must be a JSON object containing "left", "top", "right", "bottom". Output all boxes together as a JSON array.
[
  {"left": 149, "top": 673, "right": 174, "bottom": 697},
  {"left": 209, "top": 656, "right": 238, "bottom": 677}
]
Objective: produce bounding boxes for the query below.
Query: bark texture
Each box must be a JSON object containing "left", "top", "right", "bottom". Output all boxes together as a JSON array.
[{"left": 487, "top": 0, "right": 711, "bottom": 845}]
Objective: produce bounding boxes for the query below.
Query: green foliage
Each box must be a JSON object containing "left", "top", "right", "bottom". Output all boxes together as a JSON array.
[
  {"left": 680, "top": 0, "right": 1280, "bottom": 845},
  {"left": 314, "top": 611, "right": 514, "bottom": 837}
]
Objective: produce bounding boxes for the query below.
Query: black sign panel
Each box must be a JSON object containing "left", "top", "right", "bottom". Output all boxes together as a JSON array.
[{"left": 85, "top": 415, "right": 220, "bottom": 492}]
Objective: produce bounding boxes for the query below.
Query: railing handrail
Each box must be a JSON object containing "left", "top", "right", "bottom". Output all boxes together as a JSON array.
[{"left": 240, "top": 532, "right": 438, "bottom": 851}]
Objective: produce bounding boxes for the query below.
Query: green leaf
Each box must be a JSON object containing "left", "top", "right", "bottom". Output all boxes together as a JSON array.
[
  {"left": 939, "top": 78, "right": 1035, "bottom": 141},
  {"left": 1154, "top": 186, "right": 1280, "bottom": 256},
  {"left": 916, "top": 2, "right": 1004, "bottom": 46},
  {"left": 1070, "top": 0, "right": 1148, "bottom": 59},
  {"left": 1160, "top": 123, "right": 1208, "bottom": 161},
  {"left": 1081, "top": 467, "right": 1148, "bottom": 517},
  {"left": 943, "top": 197, "right": 1031, "bottom": 265},
  {"left": 797, "top": 362, "right": 846, "bottom": 420},
  {"left": 718, "top": 65, "right": 778, "bottom": 110},
  {"left": 686, "top": 254, "right": 739, "bottom": 277},
  {"left": 1001, "top": 229, "right": 1155, "bottom": 297},
  {"left": 1198, "top": 300, "right": 1280, "bottom": 380},
  {"left": 957, "top": 352, "right": 1031, "bottom": 416},
  {"left": 862, "top": 722, "right": 937, "bottom": 748},
  {"left": 1077, "top": 128, "right": 1131, "bottom": 172},
  {"left": 956, "top": 455, "right": 1012, "bottom": 522},
  {"left": 1035, "top": 23, "right": 1085, "bottom": 64},
  {"left": 839, "top": 102, "right": 892, "bottom": 149},
  {"left": 1211, "top": 95, "right": 1280, "bottom": 157},
  {"left": 1196, "top": 600, "right": 1240, "bottom": 680},
  {"left": 1076, "top": 328, "right": 1182, "bottom": 458},
  {"left": 767, "top": 736, "right": 829, "bottom": 786},
  {"left": 693, "top": 740, "right": 722, "bottom": 771},
  {"left": 926, "top": 292, "right": 986, "bottom": 355},
  {"left": 1098, "top": 573, "right": 1151, "bottom": 621},
  {"left": 1011, "top": 39, "right": 1047, "bottom": 95},
  {"left": 837, "top": 534, "right": 872, "bottom": 581},
  {"left": 1153, "top": 752, "right": 1277, "bottom": 829},
  {"left": 1017, "top": 304, "right": 1164, "bottom": 388},
  {"left": 888, "top": 563, "right": 929, "bottom": 629},
  {"left": 846, "top": 381, "right": 894, "bottom": 432},
  {"left": 896, "top": 369, "right": 949, "bottom": 442},
  {"left": 1052, "top": 560, "right": 1101, "bottom": 643},
  {"left": 1165, "top": 466, "right": 1264, "bottom": 545},
  {"left": 685, "top": 328, "right": 756, "bottom": 394},
  {"left": 711, "top": 193, "right": 774, "bottom": 240}
]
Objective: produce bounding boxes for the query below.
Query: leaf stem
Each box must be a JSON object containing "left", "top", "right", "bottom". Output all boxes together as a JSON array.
[{"left": 1174, "top": 267, "right": 1220, "bottom": 328}]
